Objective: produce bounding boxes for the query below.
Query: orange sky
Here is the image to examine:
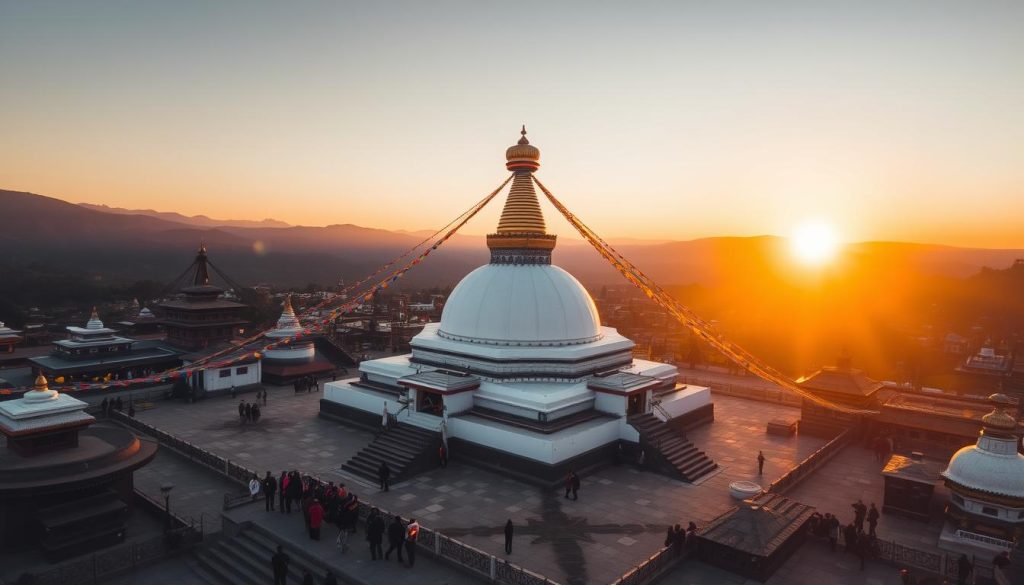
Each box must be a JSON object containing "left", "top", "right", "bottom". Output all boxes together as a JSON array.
[{"left": 1, "top": 2, "right": 1022, "bottom": 248}]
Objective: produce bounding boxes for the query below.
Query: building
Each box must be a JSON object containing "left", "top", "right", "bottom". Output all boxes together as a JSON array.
[
  {"left": 796, "top": 355, "right": 884, "bottom": 438},
  {"left": 322, "top": 129, "right": 713, "bottom": 485},
  {"left": 260, "top": 295, "right": 334, "bottom": 385},
  {"left": 116, "top": 305, "right": 161, "bottom": 335},
  {"left": 941, "top": 393, "right": 1024, "bottom": 551},
  {"left": 28, "top": 308, "right": 182, "bottom": 385},
  {"left": 0, "top": 375, "right": 157, "bottom": 559},
  {"left": 0, "top": 321, "right": 22, "bottom": 353},
  {"left": 158, "top": 244, "right": 248, "bottom": 350}
]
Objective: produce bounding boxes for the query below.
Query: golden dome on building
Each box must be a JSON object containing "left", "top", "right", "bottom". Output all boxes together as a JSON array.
[
  {"left": 34, "top": 374, "right": 48, "bottom": 391},
  {"left": 505, "top": 125, "right": 540, "bottom": 172},
  {"left": 981, "top": 393, "right": 1018, "bottom": 431}
]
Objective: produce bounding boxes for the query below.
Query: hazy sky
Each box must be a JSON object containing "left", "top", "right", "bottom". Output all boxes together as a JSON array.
[{"left": 2, "top": 1, "right": 1022, "bottom": 246}]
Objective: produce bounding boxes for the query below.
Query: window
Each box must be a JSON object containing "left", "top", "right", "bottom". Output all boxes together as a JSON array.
[
  {"left": 235, "top": 367, "right": 248, "bottom": 375},
  {"left": 952, "top": 494, "right": 965, "bottom": 506},
  {"left": 1018, "top": 510, "right": 1024, "bottom": 519},
  {"left": 982, "top": 506, "right": 998, "bottom": 517},
  {"left": 219, "top": 369, "right": 231, "bottom": 378}
]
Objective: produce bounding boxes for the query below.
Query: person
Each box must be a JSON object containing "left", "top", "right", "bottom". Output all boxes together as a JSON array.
[
  {"left": 336, "top": 495, "right": 357, "bottom": 552},
  {"left": 385, "top": 515, "right": 405, "bottom": 563},
  {"left": 301, "top": 570, "right": 313, "bottom": 585},
  {"left": 757, "top": 451, "right": 765, "bottom": 475},
  {"left": 405, "top": 518, "right": 420, "bottom": 567},
  {"left": 238, "top": 400, "right": 245, "bottom": 424},
  {"left": 100, "top": 397, "right": 109, "bottom": 417},
  {"left": 287, "top": 471, "right": 303, "bottom": 514},
  {"left": 271, "top": 545, "right": 289, "bottom": 585},
  {"left": 867, "top": 503, "right": 879, "bottom": 537},
  {"left": 245, "top": 402, "right": 253, "bottom": 423},
  {"left": 263, "top": 471, "right": 277, "bottom": 512},
  {"left": 853, "top": 499, "right": 867, "bottom": 532},
  {"left": 382, "top": 404, "right": 390, "bottom": 433},
  {"left": 279, "top": 470, "right": 288, "bottom": 514},
  {"left": 685, "top": 522, "right": 698, "bottom": 550},
  {"left": 956, "top": 554, "right": 972, "bottom": 585},
  {"left": 323, "top": 571, "right": 337, "bottom": 585},
  {"left": 252, "top": 403, "right": 261, "bottom": 423},
  {"left": 309, "top": 498, "right": 325, "bottom": 540},
  {"left": 504, "top": 519, "right": 514, "bottom": 554},
  {"left": 249, "top": 475, "right": 261, "bottom": 501},
  {"left": 664, "top": 526, "right": 674, "bottom": 548},
  {"left": 230, "top": 384, "right": 236, "bottom": 398},
  {"left": 827, "top": 513, "right": 840, "bottom": 552},
  {"left": 262, "top": 389, "right": 268, "bottom": 406},
  {"left": 570, "top": 471, "right": 580, "bottom": 501},
  {"left": 899, "top": 568, "right": 914, "bottom": 585},
  {"left": 378, "top": 461, "right": 391, "bottom": 492},
  {"left": 564, "top": 470, "right": 574, "bottom": 499},
  {"left": 367, "top": 507, "right": 385, "bottom": 560},
  {"left": 671, "top": 524, "right": 685, "bottom": 555},
  {"left": 438, "top": 443, "right": 448, "bottom": 468}
]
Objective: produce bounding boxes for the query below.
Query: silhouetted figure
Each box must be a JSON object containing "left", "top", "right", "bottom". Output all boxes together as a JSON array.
[
  {"left": 385, "top": 516, "right": 405, "bottom": 562},
  {"left": 757, "top": 451, "right": 765, "bottom": 475},
  {"left": 271, "top": 545, "right": 289, "bottom": 585},
  {"left": 867, "top": 503, "right": 879, "bottom": 537},
  {"left": 504, "top": 519, "right": 514, "bottom": 554},
  {"left": 956, "top": 554, "right": 972, "bottom": 585},
  {"left": 378, "top": 461, "right": 391, "bottom": 492}
]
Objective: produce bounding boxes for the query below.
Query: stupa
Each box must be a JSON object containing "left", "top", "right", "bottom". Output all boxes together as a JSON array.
[
  {"left": 261, "top": 295, "right": 335, "bottom": 384},
  {"left": 322, "top": 129, "right": 714, "bottom": 484},
  {"left": 940, "top": 393, "right": 1024, "bottom": 551}
]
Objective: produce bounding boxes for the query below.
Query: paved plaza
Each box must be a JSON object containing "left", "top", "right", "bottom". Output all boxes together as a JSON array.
[{"left": 133, "top": 383, "right": 834, "bottom": 584}]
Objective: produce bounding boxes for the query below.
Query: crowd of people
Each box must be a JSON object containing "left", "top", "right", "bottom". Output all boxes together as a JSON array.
[
  {"left": 294, "top": 375, "right": 320, "bottom": 394},
  {"left": 806, "top": 498, "right": 882, "bottom": 570},
  {"left": 254, "top": 469, "right": 425, "bottom": 580},
  {"left": 663, "top": 522, "right": 699, "bottom": 556},
  {"left": 238, "top": 399, "right": 262, "bottom": 424}
]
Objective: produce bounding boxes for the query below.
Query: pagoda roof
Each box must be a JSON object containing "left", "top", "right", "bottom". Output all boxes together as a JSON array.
[
  {"left": 158, "top": 299, "right": 247, "bottom": 310},
  {"left": 587, "top": 372, "right": 661, "bottom": 395},
  {"left": 797, "top": 366, "right": 884, "bottom": 397},
  {"left": 29, "top": 343, "right": 184, "bottom": 375},
  {"left": 398, "top": 370, "right": 480, "bottom": 393},
  {"left": 882, "top": 454, "right": 943, "bottom": 485},
  {"left": 696, "top": 492, "right": 815, "bottom": 558},
  {"left": 65, "top": 326, "right": 118, "bottom": 336}
]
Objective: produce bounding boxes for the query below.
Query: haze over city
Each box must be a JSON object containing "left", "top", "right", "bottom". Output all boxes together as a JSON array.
[{"left": 3, "top": 0, "right": 1023, "bottom": 247}]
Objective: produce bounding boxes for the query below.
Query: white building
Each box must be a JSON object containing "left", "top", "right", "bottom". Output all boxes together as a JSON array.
[{"left": 322, "top": 129, "right": 713, "bottom": 483}]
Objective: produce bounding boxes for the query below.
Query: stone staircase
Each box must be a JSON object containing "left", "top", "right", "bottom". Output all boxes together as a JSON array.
[
  {"left": 628, "top": 412, "right": 718, "bottom": 482},
  {"left": 193, "top": 526, "right": 328, "bottom": 585},
  {"left": 341, "top": 422, "right": 440, "bottom": 484}
]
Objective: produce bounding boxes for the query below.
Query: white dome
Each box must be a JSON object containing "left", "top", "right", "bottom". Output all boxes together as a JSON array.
[
  {"left": 438, "top": 264, "right": 602, "bottom": 346},
  {"left": 943, "top": 436, "right": 1024, "bottom": 499}
]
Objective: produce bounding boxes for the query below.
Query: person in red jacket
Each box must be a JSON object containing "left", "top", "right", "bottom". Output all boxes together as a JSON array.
[{"left": 309, "top": 499, "right": 325, "bottom": 540}]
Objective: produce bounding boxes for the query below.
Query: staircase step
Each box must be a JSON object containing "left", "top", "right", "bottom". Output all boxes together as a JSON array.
[
  {"left": 197, "top": 543, "right": 262, "bottom": 585},
  {"left": 236, "top": 531, "right": 322, "bottom": 585}
]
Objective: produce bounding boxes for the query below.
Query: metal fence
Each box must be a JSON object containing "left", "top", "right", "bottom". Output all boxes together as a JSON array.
[
  {"left": 875, "top": 539, "right": 994, "bottom": 583},
  {"left": 767, "top": 427, "right": 853, "bottom": 494},
  {"left": 30, "top": 525, "right": 202, "bottom": 585}
]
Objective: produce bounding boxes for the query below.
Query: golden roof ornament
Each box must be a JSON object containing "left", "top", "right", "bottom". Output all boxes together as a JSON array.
[
  {"left": 982, "top": 393, "right": 1018, "bottom": 432},
  {"left": 34, "top": 374, "right": 48, "bottom": 391},
  {"left": 505, "top": 125, "right": 541, "bottom": 172}
]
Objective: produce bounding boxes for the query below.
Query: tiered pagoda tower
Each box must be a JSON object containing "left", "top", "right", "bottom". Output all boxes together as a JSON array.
[{"left": 158, "top": 245, "right": 248, "bottom": 350}]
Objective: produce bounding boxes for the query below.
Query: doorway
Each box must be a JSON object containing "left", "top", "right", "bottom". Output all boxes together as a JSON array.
[
  {"left": 417, "top": 390, "right": 444, "bottom": 416},
  {"left": 627, "top": 393, "right": 646, "bottom": 416}
]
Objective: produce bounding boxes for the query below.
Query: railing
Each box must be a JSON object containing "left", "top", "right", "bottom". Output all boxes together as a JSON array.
[
  {"left": 767, "top": 427, "right": 852, "bottom": 494},
  {"left": 611, "top": 545, "right": 685, "bottom": 585},
  {"left": 30, "top": 525, "right": 202, "bottom": 585},
  {"left": 110, "top": 411, "right": 256, "bottom": 508},
  {"left": 680, "top": 376, "right": 802, "bottom": 407},
  {"left": 872, "top": 539, "right": 995, "bottom": 583},
  {"left": 955, "top": 529, "right": 1014, "bottom": 550}
]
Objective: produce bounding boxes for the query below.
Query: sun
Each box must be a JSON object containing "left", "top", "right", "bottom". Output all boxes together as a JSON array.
[{"left": 790, "top": 221, "right": 839, "bottom": 266}]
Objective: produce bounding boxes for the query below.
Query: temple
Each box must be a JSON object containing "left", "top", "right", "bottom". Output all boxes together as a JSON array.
[
  {"left": 158, "top": 244, "right": 248, "bottom": 350},
  {"left": 28, "top": 308, "right": 182, "bottom": 385},
  {"left": 0, "top": 321, "right": 22, "bottom": 354},
  {"left": 0, "top": 375, "right": 157, "bottom": 559},
  {"left": 322, "top": 129, "right": 714, "bottom": 485}
]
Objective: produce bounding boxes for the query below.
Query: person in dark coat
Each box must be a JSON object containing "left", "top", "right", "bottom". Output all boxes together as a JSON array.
[
  {"left": 956, "top": 554, "right": 973, "bottom": 585},
  {"left": 244, "top": 402, "right": 253, "bottom": 423},
  {"left": 867, "top": 503, "right": 879, "bottom": 537},
  {"left": 852, "top": 499, "right": 867, "bottom": 532},
  {"left": 564, "top": 470, "right": 574, "bottom": 499},
  {"left": 263, "top": 471, "right": 277, "bottom": 512},
  {"left": 385, "top": 516, "right": 405, "bottom": 563},
  {"left": 100, "top": 398, "right": 109, "bottom": 417},
  {"left": 238, "top": 400, "right": 246, "bottom": 424},
  {"left": 438, "top": 443, "right": 448, "bottom": 468},
  {"left": 367, "top": 507, "right": 385, "bottom": 560},
  {"left": 757, "top": 451, "right": 766, "bottom": 475},
  {"left": 278, "top": 470, "right": 288, "bottom": 514},
  {"left": 504, "top": 519, "right": 514, "bottom": 554},
  {"left": 252, "top": 403, "right": 261, "bottom": 423},
  {"left": 378, "top": 461, "right": 391, "bottom": 492},
  {"left": 570, "top": 472, "right": 580, "bottom": 501},
  {"left": 271, "top": 545, "right": 289, "bottom": 585}
]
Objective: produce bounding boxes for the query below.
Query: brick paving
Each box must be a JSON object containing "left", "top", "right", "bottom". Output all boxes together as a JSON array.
[{"left": 134, "top": 384, "right": 828, "bottom": 585}]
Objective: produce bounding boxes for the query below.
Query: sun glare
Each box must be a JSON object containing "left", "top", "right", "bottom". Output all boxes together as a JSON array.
[{"left": 790, "top": 221, "right": 839, "bottom": 266}]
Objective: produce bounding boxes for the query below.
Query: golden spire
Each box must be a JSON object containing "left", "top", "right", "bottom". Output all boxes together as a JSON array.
[
  {"left": 90, "top": 306, "right": 98, "bottom": 320},
  {"left": 283, "top": 294, "right": 295, "bottom": 316},
  {"left": 497, "top": 126, "right": 546, "bottom": 234},
  {"left": 34, "top": 373, "right": 48, "bottom": 391}
]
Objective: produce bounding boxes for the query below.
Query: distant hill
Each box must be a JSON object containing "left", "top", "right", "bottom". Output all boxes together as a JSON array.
[
  {"left": 2, "top": 189, "right": 1023, "bottom": 292},
  {"left": 78, "top": 202, "right": 292, "bottom": 229}
]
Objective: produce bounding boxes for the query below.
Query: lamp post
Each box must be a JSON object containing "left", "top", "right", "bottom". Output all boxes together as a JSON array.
[{"left": 160, "top": 483, "right": 174, "bottom": 533}]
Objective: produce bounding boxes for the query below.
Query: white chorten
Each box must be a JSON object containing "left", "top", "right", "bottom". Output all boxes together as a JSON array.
[
  {"left": 264, "top": 295, "right": 315, "bottom": 362},
  {"left": 323, "top": 129, "right": 711, "bottom": 480}
]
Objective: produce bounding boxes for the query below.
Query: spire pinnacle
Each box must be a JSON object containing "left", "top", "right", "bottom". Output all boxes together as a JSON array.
[{"left": 519, "top": 125, "right": 529, "bottom": 145}]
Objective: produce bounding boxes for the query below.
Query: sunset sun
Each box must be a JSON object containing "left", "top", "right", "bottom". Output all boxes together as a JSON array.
[{"left": 790, "top": 221, "right": 839, "bottom": 266}]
